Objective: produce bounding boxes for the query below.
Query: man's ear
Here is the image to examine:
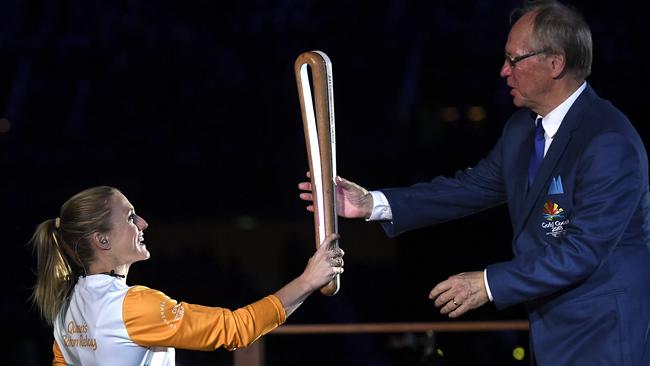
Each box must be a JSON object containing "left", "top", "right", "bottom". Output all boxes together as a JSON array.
[
  {"left": 551, "top": 53, "right": 567, "bottom": 79},
  {"left": 92, "top": 232, "right": 111, "bottom": 250}
]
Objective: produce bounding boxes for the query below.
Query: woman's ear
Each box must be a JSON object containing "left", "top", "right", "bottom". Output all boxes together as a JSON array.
[{"left": 92, "top": 232, "right": 111, "bottom": 250}]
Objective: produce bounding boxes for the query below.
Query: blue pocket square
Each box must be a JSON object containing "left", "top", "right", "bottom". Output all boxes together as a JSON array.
[{"left": 548, "top": 176, "right": 564, "bottom": 195}]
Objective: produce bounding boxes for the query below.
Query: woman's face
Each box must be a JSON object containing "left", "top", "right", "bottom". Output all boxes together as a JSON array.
[{"left": 106, "top": 192, "right": 150, "bottom": 265}]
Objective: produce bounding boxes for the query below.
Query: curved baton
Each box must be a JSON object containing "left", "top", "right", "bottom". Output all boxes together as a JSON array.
[{"left": 294, "top": 50, "right": 340, "bottom": 296}]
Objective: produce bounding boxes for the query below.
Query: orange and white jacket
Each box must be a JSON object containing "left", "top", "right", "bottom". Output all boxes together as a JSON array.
[{"left": 52, "top": 275, "right": 286, "bottom": 365}]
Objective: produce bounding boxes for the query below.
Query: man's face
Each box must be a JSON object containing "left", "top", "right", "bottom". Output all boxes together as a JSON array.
[{"left": 500, "top": 12, "right": 555, "bottom": 114}]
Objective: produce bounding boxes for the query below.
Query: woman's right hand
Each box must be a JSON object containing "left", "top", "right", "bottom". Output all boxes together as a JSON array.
[
  {"left": 300, "top": 233, "right": 344, "bottom": 291},
  {"left": 274, "top": 233, "right": 344, "bottom": 317}
]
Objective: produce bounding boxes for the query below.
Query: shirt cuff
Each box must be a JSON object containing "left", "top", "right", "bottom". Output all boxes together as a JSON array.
[
  {"left": 483, "top": 269, "right": 494, "bottom": 302},
  {"left": 367, "top": 191, "right": 392, "bottom": 221}
]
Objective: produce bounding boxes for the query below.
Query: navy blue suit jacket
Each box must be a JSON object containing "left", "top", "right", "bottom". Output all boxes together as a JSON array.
[{"left": 380, "top": 85, "right": 650, "bottom": 365}]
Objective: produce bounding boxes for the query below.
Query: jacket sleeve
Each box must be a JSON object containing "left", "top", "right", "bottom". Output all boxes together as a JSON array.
[
  {"left": 380, "top": 133, "right": 508, "bottom": 237},
  {"left": 122, "top": 286, "right": 286, "bottom": 351}
]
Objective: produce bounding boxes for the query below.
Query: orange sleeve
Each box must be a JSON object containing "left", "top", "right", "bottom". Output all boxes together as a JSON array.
[
  {"left": 52, "top": 340, "right": 67, "bottom": 366},
  {"left": 123, "top": 286, "right": 286, "bottom": 351}
]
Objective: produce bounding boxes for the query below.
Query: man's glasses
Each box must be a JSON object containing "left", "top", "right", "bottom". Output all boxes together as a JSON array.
[{"left": 504, "top": 50, "right": 545, "bottom": 68}]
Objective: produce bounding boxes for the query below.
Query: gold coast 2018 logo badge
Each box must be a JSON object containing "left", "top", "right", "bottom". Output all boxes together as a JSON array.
[{"left": 541, "top": 201, "right": 569, "bottom": 237}]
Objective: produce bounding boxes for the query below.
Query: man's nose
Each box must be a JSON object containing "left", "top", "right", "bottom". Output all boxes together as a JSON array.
[{"left": 500, "top": 60, "right": 512, "bottom": 78}]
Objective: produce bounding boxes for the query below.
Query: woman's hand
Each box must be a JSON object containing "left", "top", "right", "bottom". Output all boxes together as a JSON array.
[
  {"left": 274, "top": 233, "right": 344, "bottom": 317},
  {"left": 299, "top": 233, "right": 344, "bottom": 291}
]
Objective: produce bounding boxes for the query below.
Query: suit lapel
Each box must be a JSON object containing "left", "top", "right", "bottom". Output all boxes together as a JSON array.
[{"left": 513, "top": 85, "right": 594, "bottom": 236}]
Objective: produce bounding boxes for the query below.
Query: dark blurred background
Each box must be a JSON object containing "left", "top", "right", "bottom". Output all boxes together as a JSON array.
[{"left": 2, "top": 0, "right": 647, "bottom": 365}]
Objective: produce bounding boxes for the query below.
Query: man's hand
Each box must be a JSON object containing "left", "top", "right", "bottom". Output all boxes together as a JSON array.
[
  {"left": 298, "top": 173, "right": 374, "bottom": 219},
  {"left": 429, "top": 271, "right": 489, "bottom": 318}
]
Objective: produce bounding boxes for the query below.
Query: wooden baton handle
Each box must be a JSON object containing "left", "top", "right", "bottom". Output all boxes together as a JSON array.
[{"left": 294, "top": 50, "right": 340, "bottom": 296}]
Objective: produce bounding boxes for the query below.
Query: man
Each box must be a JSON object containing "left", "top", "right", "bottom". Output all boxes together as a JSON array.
[{"left": 300, "top": 1, "right": 649, "bottom": 364}]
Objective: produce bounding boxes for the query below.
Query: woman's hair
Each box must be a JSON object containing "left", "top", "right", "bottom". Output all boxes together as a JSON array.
[
  {"left": 511, "top": 0, "right": 592, "bottom": 81},
  {"left": 31, "top": 186, "right": 120, "bottom": 325}
]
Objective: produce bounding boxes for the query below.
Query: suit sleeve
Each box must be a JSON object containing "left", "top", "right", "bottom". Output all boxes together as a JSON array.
[
  {"left": 380, "top": 134, "right": 508, "bottom": 237},
  {"left": 122, "top": 286, "right": 286, "bottom": 351},
  {"left": 487, "top": 132, "right": 644, "bottom": 309}
]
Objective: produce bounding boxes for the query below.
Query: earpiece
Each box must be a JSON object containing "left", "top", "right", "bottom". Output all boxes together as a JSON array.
[{"left": 99, "top": 236, "right": 110, "bottom": 248}]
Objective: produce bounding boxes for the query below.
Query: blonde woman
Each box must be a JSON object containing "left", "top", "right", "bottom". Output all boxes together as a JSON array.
[{"left": 32, "top": 186, "right": 343, "bottom": 365}]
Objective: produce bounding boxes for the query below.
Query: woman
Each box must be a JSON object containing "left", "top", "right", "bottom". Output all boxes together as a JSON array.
[{"left": 31, "top": 186, "right": 344, "bottom": 365}]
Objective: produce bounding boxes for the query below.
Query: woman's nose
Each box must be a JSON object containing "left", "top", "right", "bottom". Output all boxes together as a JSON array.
[{"left": 137, "top": 216, "right": 148, "bottom": 230}]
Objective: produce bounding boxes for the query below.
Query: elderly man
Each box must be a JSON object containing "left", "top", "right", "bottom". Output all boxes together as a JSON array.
[{"left": 299, "top": 1, "right": 650, "bottom": 364}]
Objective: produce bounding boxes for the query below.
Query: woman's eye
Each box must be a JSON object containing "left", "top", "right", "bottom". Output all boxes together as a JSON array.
[{"left": 129, "top": 213, "right": 136, "bottom": 222}]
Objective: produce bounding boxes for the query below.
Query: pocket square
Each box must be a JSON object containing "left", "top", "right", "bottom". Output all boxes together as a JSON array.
[{"left": 548, "top": 176, "right": 564, "bottom": 195}]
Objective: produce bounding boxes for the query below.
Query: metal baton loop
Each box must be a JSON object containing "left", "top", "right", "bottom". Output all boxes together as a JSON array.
[{"left": 294, "top": 50, "right": 340, "bottom": 296}]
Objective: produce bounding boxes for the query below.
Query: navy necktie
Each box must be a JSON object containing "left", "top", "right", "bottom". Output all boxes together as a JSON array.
[{"left": 528, "top": 117, "right": 545, "bottom": 186}]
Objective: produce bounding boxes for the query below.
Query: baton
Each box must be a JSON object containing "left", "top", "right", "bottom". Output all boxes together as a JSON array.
[{"left": 294, "top": 50, "right": 340, "bottom": 296}]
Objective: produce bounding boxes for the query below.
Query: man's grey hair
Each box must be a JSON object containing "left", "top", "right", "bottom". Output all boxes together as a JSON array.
[{"left": 511, "top": 0, "right": 592, "bottom": 81}]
